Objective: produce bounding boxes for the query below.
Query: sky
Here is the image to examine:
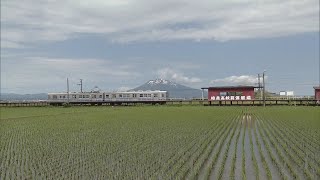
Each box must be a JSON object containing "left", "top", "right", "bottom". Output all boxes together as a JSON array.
[{"left": 1, "top": 0, "right": 319, "bottom": 95}]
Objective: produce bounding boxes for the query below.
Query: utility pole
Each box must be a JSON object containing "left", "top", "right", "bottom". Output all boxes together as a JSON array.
[
  {"left": 67, "top": 78, "right": 70, "bottom": 103},
  {"left": 263, "top": 71, "right": 266, "bottom": 107},
  {"left": 78, "top": 79, "right": 83, "bottom": 93},
  {"left": 258, "top": 74, "right": 262, "bottom": 100}
]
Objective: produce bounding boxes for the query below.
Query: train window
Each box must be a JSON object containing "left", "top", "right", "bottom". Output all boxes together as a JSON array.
[
  {"left": 72, "top": 95, "right": 77, "bottom": 98},
  {"left": 53, "top": 95, "right": 57, "bottom": 99},
  {"left": 86, "top": 95, "right": 89, "bottom": 98},
  {"left": 112, "top": 94, "right": 116, "bottom": 98},
  {"left": 106, "top": 94, "right": 109, "bottom": 98},
  {"left": 119, "top": 94, "right": 123, "bottom": 98},
  {"left": 147, "top": 94, "right": 151, "bottom": 97},
  {"left": 133, "top": 94, "right": 136, "bottom": 98},
  {"left": 162, "top": 94, "right": 165, "bottom": 97},
  {"left": 99, "top": 95, "right": 102, "bottom": 98},
  {"left": 93, "top": 95, "right": 96, "bottom": 98},
  {"left": 140, "top": 94, "right": 143, "bottom": 97},
  {"left": 153, "top": 94, "right": 158, "bottom": 97}
]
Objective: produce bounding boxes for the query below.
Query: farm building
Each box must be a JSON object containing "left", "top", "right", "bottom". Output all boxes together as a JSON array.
[
  {"left": 202, "top": 86, "right": 256, "bottom": 101},
  {"left": 314, "top": 87, "right": 320, "bottom": 101}
]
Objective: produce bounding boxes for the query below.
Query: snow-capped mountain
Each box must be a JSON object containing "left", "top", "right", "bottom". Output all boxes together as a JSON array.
[
  {"left": 131, "top": 79, "right": 205, "bottom": 99},
  {"left": 146, "top": 79, "right": 177, "bottom": 86}
]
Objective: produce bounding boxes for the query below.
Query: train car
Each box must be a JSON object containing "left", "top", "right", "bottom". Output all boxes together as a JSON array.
[{"left": 47, "top": 90, "right": 168, "bottom": 103}]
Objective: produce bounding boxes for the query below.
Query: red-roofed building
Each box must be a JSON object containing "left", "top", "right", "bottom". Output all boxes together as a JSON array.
[{"left": 202, "top": 86, "right": 256, "bottom": 101}]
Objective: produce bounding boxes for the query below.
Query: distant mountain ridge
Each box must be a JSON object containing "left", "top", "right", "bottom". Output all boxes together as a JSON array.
[{"left": 131, "top": 79, "right": 205, "bottom": 99}]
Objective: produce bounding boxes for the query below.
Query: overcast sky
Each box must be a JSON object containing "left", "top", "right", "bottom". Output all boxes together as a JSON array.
[{"left": 1, "top": 0, "right": 319, "bottom": 95}]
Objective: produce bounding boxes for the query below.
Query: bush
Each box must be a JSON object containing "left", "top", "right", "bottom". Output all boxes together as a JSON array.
[{"left": 62, "top": 103, "right": 71, "bottom": 108}]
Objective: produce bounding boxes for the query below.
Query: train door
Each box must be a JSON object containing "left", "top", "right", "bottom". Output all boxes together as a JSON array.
[{"left": 112, "top": 94, "right": 116, "bottom": 101}]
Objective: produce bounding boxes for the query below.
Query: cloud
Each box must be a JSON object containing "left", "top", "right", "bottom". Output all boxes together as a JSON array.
[
  {"left": 157, "top": 68, "right": 202, "bottom": 84},
  {"left": 1, "top": 0, "right": 318, "bottom": 47},
  {"left": 211, "top": 75, "right": 262, "bottom": 86}
]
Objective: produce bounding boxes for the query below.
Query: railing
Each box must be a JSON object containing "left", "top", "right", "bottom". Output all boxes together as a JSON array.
[{"left": 1, "top": 98, "right": 319, "bottom": 107}]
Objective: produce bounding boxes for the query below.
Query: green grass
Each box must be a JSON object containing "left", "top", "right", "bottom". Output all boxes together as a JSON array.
[{"left": 0, "top": 106, "right": 319, "bottom": 179}]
